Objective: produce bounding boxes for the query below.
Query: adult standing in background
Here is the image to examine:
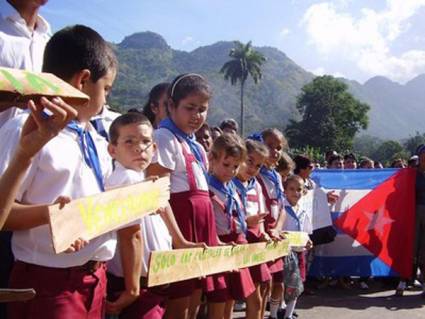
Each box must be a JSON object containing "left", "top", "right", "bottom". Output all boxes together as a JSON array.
[{"left": 0, "top": 0, "right": 50, "bottom": 127}]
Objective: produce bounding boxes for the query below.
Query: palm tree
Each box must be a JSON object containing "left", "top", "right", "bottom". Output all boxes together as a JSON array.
[{"left": 220, "top": 41, "right": 266, "bottom": 136}]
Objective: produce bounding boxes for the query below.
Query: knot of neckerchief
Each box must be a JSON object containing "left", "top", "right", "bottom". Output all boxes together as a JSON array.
[
  {"left": 247, "top": 132, "right": 264, "bottom": 143},
  {"left": 233, "top": 177, "right": 256, "bottom": 211},
  {"left": 67, "top": 120, "right": 105, "bottom": 192},
  {"left": 208, "top": 174, "right": 247, "bottom": 234},
  {"left": 285, "top": 205, "right": 305, "bottom": 232},
  {"left": 260, "top": 166, "right": 284, "bottom": 203},
  {"left": 159, "top": 118, "right": 207, "bottom": 172}
]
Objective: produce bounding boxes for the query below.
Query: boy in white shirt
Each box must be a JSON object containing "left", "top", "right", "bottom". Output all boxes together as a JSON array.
[
  {"left": 0, "top": 25, "right": 118, "bottom": 319},
  {"left": 105, "top": 112, "right": 204, "bottom": 319}
]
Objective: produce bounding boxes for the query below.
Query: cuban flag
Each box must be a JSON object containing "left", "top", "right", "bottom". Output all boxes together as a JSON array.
[{"left": 308, "top": 168, "right": 416, "bottom": 278}]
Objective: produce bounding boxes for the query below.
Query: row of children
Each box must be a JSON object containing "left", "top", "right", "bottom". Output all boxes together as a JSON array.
[{"left": 0, "top": 24, "right": 313, "bottom": 319}]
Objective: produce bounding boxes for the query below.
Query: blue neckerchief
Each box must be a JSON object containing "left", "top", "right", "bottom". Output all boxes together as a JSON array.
[
  {"left": 159, "top": 118, "right": 206, "bottom": 172},
  {"left": 90, "top": 118, "right": 109, "bottom": 141},
  {"left": 233, "top": 177, "right": 256, "bottom": 211},
  {"left": 285, "top": 205, "right": 305, "bottom": 232},
  {"left": 209, "top": 174, "right": 247, "bottom": 234},
  {"left": 260, "top": 166, "right": 284, "bottom": 203},
  {"left": 67, "top": 121, "right": 105, "bottom": 192}
]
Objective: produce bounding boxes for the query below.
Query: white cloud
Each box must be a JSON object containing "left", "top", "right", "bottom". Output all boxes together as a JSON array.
[
  {"left": 280, "top": 27, "right": 291, "bottom": 37},
  {"left": 181, "top": 36, "right": 194, "bottom": 46},
  {"left": 301, "top": 0, "right": 425, "bottom": 82},
  {"left": 311, "top": 67, "right": 346, "bottom": 78}
]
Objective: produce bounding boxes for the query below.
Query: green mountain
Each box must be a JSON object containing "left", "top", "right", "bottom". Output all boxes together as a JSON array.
[{"left": 109, "top": 31, "right": 425, "bottom": 139}]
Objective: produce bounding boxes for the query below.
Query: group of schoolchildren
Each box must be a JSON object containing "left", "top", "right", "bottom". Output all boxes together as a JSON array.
[{"left": 0, "top": 23, "right": 316, "bottom": 319}]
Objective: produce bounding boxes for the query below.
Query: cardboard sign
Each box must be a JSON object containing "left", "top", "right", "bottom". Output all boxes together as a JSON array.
[
  {"left": 48, "top": 176, "right": 170, "bottom": 253},
  {"left": 147, "top": 232, "right": 309, "bottom": 287},
  {"left": 0, "top": 67, "right": 89, "bottom": 105}
]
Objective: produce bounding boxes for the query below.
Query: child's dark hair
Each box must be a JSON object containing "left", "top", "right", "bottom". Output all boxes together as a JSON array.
[
  {"left": 327, "top": 154, "right": 343, "bottom": 166},
  {"left": 262, "top": 128, "right": 288, "bottom": 150},
  {"left": 169, "top": 73, "right": 212, "bottom": 105},
  {"left": 109, "top": 112, "right": 152, "bottom": 145},
  {"left": 220, "top": 118, "right": 239, "bottom": 132},
  {"left": 43, "top": 25, "right": 117, "bottom": 82},
  {"left": 276, "top": 152, "right": 295, "bottom": 173},
  {"left": 293, "top": 155, "right": 312, "bottom": 174},
  {"left": 143, "top": 82, "right": 170, "bottom": 124},
  {"left": 245, "top": 139, "right": 269, "bottom": 159},
  {"left": 344, "top": 153, "right": 357, "bottom": 162},
  {"left": 283, "top": 174, "right": 304, "bottom": 189},
  {"left": 210, "top": 133, "right": 247, "bottom": 162}
]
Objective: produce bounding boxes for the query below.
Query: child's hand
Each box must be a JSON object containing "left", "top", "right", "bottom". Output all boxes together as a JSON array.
[
  {"left": 268, "top": 228, "right": 282, "bottom": 241},
  {"left": 326, "top": 191, "right": 339, "bottom": 205},
  {"left": 64, "top": 238, "right": 89, "bottom": 253},
  {"left": 176, "top": 240, "right": 208, "bottom": 250},
  {"left": 305, "top": 239, "right": 313, "bottom": 250},
  {"left": 259, "top": 232, "right": 272, "bottom": 243},
  {"left": 54, "top": 196, "right": 71, "bottom": 209},
  {"left": 106, "top": 290, "right": 139, "bottom": 315},
  {"left": 246, "top": 213, "right": 268, "bottom": 227},
  {"left": 17, "top": 97, "right": 77, "bottom": 159}
]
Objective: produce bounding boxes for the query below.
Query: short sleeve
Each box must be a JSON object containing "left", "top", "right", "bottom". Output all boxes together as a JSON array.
[{"left": 152, "top": 128, "right": 178, "bottom": 171}]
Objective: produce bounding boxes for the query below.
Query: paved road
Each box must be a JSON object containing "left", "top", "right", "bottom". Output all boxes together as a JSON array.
[{"left": 234, "top": 281, "right": 425, "bottom": 318}]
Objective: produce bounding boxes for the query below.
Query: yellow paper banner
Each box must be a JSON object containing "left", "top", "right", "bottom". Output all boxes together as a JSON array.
[
  {"left": 48, "top": 176, "right": 170, "bottom": 253},
  {"left": 147, "top": 232, "right": 309, "bottom": 287}
]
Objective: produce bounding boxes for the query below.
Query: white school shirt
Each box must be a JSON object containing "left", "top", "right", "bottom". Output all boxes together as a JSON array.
[
  {"left": 105, "top": 162, "right": 172, "bottom": 277},
  {"left": 257, "top": 172, "right": 284, "bottom": 220},
  {"left": 209, "top": 184, "right": 245, "bottom": 236},
  {"left": 243, "top": 180, "right": 267, "bottom": 218},
  {"left": 282, "top": 199, "right": 313, "bottom": 234},
  {"left": 0, "top": 0, "right": 51, "bottom": 128},
  {"left": 153, "top": 128, "right": 209, "bottom": 193},
  {"left": 90, "top": 105, "right": 121, "bottom": 139},
  {"left": 0, "top": 121, "right": 116, "bottom": 268}
]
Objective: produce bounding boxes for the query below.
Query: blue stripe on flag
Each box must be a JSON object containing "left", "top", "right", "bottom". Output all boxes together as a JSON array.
[
  {"left": 308, "top": 255, "right": 399, "bottom": 277},
  {"left": 330, "top": 212, "right": 345, "bottom": 235},
  {"left": 311, "top": 169, "right": 398, "bottom": 190}
]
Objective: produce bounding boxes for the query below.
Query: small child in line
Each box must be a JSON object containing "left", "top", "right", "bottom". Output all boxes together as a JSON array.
[
  {"left": 233, "top": 139, "right": 272, "bottom": 319},
  {"left": 208, "top": 133, "right": 258, "bottom": 319},
  {"left": 281, "top": 175, "right": 313, "bottom": 319},
  {"left": 105, "top": 112, "right": 204, "bottom": 319}
]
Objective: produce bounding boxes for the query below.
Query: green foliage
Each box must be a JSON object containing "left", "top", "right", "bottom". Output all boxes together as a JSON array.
[
  {"left": 403, "top": 132, "right": 425, "bottom": 155},
  {"left": 286, "top": 76, "right": 370, "bottom": 152},
  {"left": 289, "top": 146, "right": 325, "bottom": 165},
  {"left": 370, "top": 140, "right": 409, "bottom": 166},
  {"left": 220, "top": 41, "right": 266, "bottom": 136}
]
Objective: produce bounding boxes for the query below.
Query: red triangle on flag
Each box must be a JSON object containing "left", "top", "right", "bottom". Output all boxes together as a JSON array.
[{"left": 334, "top": 169, "right": 416, "bottom": 278}]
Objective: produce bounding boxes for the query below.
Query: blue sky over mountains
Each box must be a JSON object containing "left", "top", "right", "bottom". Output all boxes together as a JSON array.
[{"left": 42, "top": 0, "right": 425, "bottom": 83}]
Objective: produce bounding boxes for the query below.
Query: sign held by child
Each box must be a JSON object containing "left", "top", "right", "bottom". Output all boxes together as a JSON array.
[{"left": 48, "top": 176, "right": 170, "bottom": 253}]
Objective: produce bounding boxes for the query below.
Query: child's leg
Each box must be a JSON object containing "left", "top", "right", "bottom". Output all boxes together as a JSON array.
[
  {"left": 284, "top": 298, "right": 298, "bottom": 319},
  {"left": 207, "top": 301, "right": 226, "bottom": 319},
  {"left": 164, "top": 296, "right": 191, "bottom": 319},
  {"left": 269, "top": 282, "right": 283, "bottom": 319},
  {"left": 260, "top": 281, "right": 270, "bottom": 319},
  {"left": 223, "top": 300, "right": 234, "bottom": 319},
  {"left": 245, "top": 285, "right": 261, "bottom": 319},
  {"left": 188, "top": 288, "right": 203, "bottom": 319}
]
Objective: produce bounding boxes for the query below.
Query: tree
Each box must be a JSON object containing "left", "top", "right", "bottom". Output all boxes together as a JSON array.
[
  {"left": 286, "top": 75, "right": 369, "bottom": 152},
  {"left": 371, "top": 140, "right": 408, "bottom": 165},
  {"left": 403, "top": 132, "right": 425, "bottom": 155},
  {"left": 220, "top": 41, "right": 266, "bottom": 136}
]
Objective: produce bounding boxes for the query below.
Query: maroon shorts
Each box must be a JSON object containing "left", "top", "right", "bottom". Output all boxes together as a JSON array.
[
  {"left": 8, "top": 260, "right": 106, "bottom": 319},
  {"left": 107, "top": 273, "right": 167, "bottom": 319}
]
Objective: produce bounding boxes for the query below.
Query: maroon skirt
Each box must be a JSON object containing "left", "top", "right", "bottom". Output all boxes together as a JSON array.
[
  {"left": 246, "top": 228, "right": 272, "bottom": 284},
  {"left": 167, "top": 190, "right": 227, "bottom": 299},
  {"left": 107, "top": 273, "right": 166, "bottom": 319}
]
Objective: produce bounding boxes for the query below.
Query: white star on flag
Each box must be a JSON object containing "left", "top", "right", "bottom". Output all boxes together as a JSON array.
[{"left": 363, "top": 206, "right": 395, "bottom": 237}]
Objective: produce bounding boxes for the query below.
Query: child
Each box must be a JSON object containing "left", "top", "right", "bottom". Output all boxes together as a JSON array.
[
  {"left": 105, "top": 112, "right": 204, "bottom": 318},
  {"left": 0, "top": 25, "right": 118, "bottom": 319},
  {"left": 147, "top": 73, "right": 226, "bottom": 319},
  {"left": 282, "top": 175, "right": 313, "bottom": 319},
  {"left": 142, "top": 82, "right": 170, "bottom": 129},
  {"left": 208, "top": 133, "right": 257, "bottom": 319},
  {"left": 250, "top": 128, "right": 287, "bottom": 319},
  {"left": 276, "top": 152, "right": 295, "bottom": 184},
  {"left": 233, "top": 139, "right": 272, "bottom": 319},
  {"left": 195, "top": 122, "right": 213, "bottom": 153}
]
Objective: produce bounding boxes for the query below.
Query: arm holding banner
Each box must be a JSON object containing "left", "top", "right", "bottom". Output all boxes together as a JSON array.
[{"left": 0, "top": 97, "right": 77, "bottom": 230}]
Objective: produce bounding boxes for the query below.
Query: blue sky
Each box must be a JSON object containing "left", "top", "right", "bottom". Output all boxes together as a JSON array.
[{"left": 41, "top": 0, "right": 425, "bottom": 84}]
